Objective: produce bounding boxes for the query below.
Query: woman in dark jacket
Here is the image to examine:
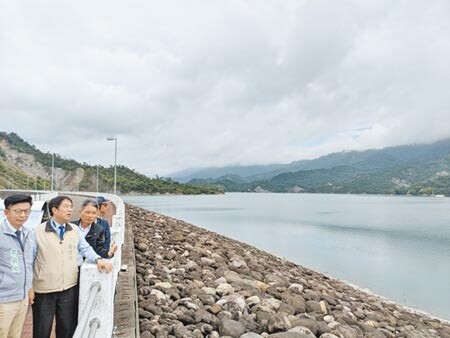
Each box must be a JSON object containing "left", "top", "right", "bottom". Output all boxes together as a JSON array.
[{"left": 74, "top": 199, "right": 117, "bottom": 258}]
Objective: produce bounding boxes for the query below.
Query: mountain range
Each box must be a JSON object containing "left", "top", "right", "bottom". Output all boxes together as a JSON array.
[
  {"left": 0, "top": 132, "right": 220, "bottom": 195},
  {"left": 4, "top": 131, "right": 449, "bottom": 196},
  {"left": 175, "top": 139, "right": 450, "bottom": 196}
]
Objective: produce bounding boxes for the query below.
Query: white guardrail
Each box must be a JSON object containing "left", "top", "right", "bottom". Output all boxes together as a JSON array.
[
  {"left": 0, "top": 191, "right": 58, "bottom": 229},
  {"left": 74, "top": 193, "right": 125, "bottom": 338}
]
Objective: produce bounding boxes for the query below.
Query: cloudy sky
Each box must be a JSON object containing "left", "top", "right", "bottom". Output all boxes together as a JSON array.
[{"left": 1, "top": 0, "right": 449, "bottom": 176}]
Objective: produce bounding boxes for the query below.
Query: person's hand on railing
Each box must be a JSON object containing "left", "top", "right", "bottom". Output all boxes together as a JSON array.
[
  {"left": 107, "top": 242, "right": 118, "bottom": 258},
  {"left": 96, "top": 258, "right": 113, "bottom": 273}
]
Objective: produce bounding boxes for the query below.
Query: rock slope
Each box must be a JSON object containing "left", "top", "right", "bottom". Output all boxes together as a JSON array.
[
  {"left": 0, "top": 138, "right": 85, "bottom": 190},
  {"left": 128, "top": 204, "right": 450, "bottom": 338}
]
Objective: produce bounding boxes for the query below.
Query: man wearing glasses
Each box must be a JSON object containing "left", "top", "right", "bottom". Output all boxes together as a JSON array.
[{"left": 0, "top": 194, "right": 35, "bottom": 338}]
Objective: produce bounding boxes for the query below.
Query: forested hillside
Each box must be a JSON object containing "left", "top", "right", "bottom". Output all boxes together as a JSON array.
[
  {"left": 0, "top": 132, "right": 221, "bottom": 195},
  {"left": 187, "top": 139, "right": 450, "bottom": 196}
]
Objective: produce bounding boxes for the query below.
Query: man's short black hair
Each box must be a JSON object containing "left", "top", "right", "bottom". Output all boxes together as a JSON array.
[
  {"left": 4, "top": 194, "right": 33, "bottom": 209},
  {"left": 48, "top": 195, "right": 73, "bottom": 216}
]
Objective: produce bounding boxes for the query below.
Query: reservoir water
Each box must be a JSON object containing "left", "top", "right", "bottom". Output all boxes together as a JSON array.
[{"left": 122, "top": 193, "right": 450, "bottom": 320}]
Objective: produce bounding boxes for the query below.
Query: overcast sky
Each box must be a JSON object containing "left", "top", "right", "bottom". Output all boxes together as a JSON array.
[{"left": 1, "top": 0, "right": 449, "bottom": 176}]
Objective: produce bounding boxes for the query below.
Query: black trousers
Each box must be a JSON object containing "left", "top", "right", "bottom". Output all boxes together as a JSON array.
[{"left": 32, "top": 286, "right": 78, "bottom": 338}]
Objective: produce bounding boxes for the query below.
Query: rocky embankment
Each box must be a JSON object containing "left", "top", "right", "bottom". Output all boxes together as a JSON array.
[{"left": 128, "top": 204, "right": 450, "bottom": 338}]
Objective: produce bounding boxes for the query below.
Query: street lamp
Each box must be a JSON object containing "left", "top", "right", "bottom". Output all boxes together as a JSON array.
[{"left": 106, "top": 137, "right": 117, "bottom": 195}]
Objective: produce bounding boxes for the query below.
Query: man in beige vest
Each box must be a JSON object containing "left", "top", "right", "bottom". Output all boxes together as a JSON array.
[{"left": 32, "top": 195, "right": 112, "bottom": 338}]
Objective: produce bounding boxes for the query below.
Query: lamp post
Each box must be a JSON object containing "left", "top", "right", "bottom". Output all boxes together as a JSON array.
[{"left": 106, "top": 137, "right": 117, "bottom": 195}]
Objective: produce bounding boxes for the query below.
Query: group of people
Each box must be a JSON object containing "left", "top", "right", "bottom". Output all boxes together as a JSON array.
[{"left": 0, "top": 194, "right": 118, "bottom": 338}]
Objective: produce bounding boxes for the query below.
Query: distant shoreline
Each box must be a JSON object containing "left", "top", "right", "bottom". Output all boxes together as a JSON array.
[{"left": 121, "top": 191, "right": 447, "bottom": 197}]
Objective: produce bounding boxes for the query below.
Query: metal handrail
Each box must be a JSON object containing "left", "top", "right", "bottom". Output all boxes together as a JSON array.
[
  {"left": 73, "top": 281, "right": 102, "bottom": 338},
  {"left": 88, "top": 318, "right": 101, "bottom": 338}
]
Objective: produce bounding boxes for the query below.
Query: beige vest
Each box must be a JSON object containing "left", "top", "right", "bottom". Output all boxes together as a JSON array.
[{"left": 33, "top": 221, "right": 79, "bottom": 293}]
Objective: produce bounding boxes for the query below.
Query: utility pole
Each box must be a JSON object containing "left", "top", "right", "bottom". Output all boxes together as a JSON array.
[
  {"left": 51, "top": 153, "right": 55, "bottom": 191},
  {"left": 96, "top": 165, "right": 99, "bottom": 192},
  {"left": 106, "top": 137, "right": 118, "bottom": 195}
]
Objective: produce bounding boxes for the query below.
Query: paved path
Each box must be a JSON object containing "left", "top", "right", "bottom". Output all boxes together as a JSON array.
[
  {"left": 113, "top": 203, "right": 140, "bottom": 337},
  {"left": 20, "top": 308, "right": 32, "bottom": 338}
]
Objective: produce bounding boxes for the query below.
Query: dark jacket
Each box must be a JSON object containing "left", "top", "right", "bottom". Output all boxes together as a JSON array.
[
  {"left": 96, "top": 217, "right": 111, "bottom": 251},
  {"left": 73, "top": 220, "right": 109, "bottom": 258}
]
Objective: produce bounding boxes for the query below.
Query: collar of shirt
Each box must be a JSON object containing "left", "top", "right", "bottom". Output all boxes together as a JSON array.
[
  {"left": 5, "top": 219, "right": 23, "bottom": 234},
  {"left": 78, "top": 224, "right": 91, "bottom": 238},
  {"left": 51, "top": 219, "right": 65, "bottom": 233}
]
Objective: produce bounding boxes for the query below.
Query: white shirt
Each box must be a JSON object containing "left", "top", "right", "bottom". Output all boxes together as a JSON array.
[{"left": 78, "top": 224, "right": 91, "bottom": 239}]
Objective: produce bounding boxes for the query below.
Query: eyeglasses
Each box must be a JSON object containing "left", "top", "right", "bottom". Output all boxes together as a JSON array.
[{"left": 9, "top": 209, "right": 31, "bottom": 215}]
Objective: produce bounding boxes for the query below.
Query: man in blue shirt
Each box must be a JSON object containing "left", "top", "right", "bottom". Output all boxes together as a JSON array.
[{"left": 0, "top": 194, "right": 34, "bottom": 338}]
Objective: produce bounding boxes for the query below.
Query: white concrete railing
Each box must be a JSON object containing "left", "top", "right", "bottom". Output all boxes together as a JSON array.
[
  {"left": 74, "top": 193, "right": 125, "bottom": 338},
  {"left": 31, "top": 191, "right": 58, "bottom": 202},
  {"left": 0, "top": 191, "right": 57, "bottom": 229},
  {"left": 73, "top": 281, "right": 102, "bottom": 338},
  {"left": 0, "top": 189, "right": 57, "bottom": 202}
]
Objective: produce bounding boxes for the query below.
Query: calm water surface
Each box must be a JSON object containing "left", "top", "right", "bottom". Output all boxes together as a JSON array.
[{"left": 122, "top": 193, "right": 450, "bottom": 320}]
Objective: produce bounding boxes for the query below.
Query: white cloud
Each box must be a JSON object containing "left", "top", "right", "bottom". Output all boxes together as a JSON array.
[{"left": 1, "top": 0, "right": 449, "bottom": 176}]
